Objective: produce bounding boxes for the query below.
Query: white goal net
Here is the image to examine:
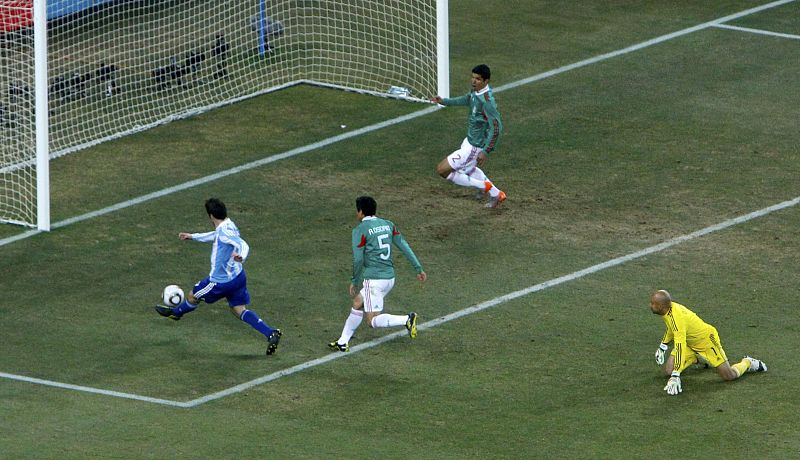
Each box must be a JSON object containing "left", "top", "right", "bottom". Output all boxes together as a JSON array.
[{"left": 1, "top": 0, "right": 448, "bottom": 229}]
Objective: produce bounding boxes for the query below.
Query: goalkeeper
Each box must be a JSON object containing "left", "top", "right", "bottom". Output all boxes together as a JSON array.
[{"left": 649, "top": 289, "right": 767, "bottom": 396}]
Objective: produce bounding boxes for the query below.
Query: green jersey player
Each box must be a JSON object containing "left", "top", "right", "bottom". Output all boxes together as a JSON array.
[
  {"left": 431, "top": 64, "right": 506, "bottom": 208},
  {"left": 329, "top": 196, "right": 427, "bottom": 352}
]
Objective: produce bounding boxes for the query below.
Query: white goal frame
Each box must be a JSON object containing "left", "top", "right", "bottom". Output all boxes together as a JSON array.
[{"left": 3, "top": 0, "right": 450, "bottom": 231}]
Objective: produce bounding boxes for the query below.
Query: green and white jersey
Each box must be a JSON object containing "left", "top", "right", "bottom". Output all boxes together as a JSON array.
[
  {"left": 351, "top": 216, "right": 423, "bottom": 285},
  {"left": 442, "top": 85, "right": 503, "bottom": 154}
]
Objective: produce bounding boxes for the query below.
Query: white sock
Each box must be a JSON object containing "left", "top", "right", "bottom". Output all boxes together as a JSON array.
[
  {"left": 447, "top": 172, "right": 486, "bottom": 190},
  {"left": 370, "top": 313, "right": 408, "bottom": 328},
  {"left": 477, "top": 170, "right": 501, "bottom": 197},
  {"left": 470, "top": 167, "right": 487, "bottom": 182},
  {"left": 337, "top": 309, "right": 363, "bottom": 344}
]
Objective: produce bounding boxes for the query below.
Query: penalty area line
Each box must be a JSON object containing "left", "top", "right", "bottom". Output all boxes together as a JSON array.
[
  {"left": 711, "top": 23, "right": 800, "bottom": 41},
  {"left": 0, "top": 371, "right": 190, "bottom": 408},
  {"left": 2, "top": 195, "right": 798, "bottom": 407},
  {"left": 184, "top": 195, "right": 800, "bottom": 407}
]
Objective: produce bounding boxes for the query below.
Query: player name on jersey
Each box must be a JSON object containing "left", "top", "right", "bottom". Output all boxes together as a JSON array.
[{"left": 368, "top": 225, "right": 392, "bottom": 235}]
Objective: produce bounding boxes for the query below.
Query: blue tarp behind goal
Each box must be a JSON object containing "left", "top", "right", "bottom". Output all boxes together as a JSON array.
[{"left": 48, "top": 0, "right": 116, "bottom": 20}]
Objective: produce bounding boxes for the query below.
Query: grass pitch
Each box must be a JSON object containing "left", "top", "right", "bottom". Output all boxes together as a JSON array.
[{"left": 2, "top": 1, "right": 799, "bottom": 458}]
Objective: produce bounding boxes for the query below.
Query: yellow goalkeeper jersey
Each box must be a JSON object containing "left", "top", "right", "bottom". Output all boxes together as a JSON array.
[{"left": 660, "top": 302, "right": 715, "bottom": 371}]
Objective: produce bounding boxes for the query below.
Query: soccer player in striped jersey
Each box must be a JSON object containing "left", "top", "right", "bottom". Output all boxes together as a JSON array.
[
  {"left": 649, "top": 290, "right": 766, "bottom": 395},
  {"left": 328, "top": 196, "right": 427, "bottom": 352},
  {"left": 431, "top": 64, "right": 506, "bottom": 208},
  {"left": 155, "top": 198, "right": 282, "bottom": 356}
]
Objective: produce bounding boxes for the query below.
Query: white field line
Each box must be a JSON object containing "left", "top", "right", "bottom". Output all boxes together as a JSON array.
[
  {"left": 0, "top": 105, "right": 435, "bottom": 248},
  {"left": 3, "top": 195, "right": 798, "bottom": 408},
  {"left": 0, "top": 371, "right": 192, "bottom": 408},
  {"left": 1, "top": 0, "right": 795, "bottom": 249},
  {"left": 711, "top": 23, "right": 800, "bottom": 40},
  {"left": 0, "top": 0, "right": 797, "bottom": 405},
  {"left": 493, "top": 0, "right": 798, "bottom": 93},
  {"left": 181, "top": 195, "right": 800, "bottom": 407}
]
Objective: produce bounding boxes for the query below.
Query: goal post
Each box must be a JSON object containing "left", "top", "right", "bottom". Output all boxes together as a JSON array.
[
  {"left": 0, "top": 0, "right": 450, "bottom": 230},
  {"left": 436, "top": 0, "right": 449, "bottom": 99},
  {"left": 34, "top": 0, "right": 49, "bottom": 231}
]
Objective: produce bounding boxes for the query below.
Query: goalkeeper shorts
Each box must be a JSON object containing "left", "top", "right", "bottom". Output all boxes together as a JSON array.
[{"left": 671, "top": 327, "right": 729, "bottom": 371}]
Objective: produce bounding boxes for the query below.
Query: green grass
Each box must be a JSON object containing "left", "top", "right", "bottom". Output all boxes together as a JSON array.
[{"left": 2, "top": 1, "right": 800, "bottom": 458}]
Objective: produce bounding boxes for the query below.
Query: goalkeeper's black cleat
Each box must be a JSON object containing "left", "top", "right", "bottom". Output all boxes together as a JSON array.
[
  {"left": 154, "top": 305, "right": 181, "bottom": 321},
  {"left": 405, "top": 312, "right": 418, "bottom": 339},
  {"left": 328, "top": 341, "right": 349, "bottom": 352},
  {"left": 266, "top": 329, "right": 282, "bottom": 356}
]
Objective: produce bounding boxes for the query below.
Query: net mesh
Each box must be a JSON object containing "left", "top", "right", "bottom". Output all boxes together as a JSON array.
[
  {"left": 1, "top": 0, "right": 441, "bottom": 227},
  {"left": 1, "top": 1, "right": 37, "bottom": 226}
]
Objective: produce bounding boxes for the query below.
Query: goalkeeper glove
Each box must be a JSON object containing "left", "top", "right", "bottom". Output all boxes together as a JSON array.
[
  {"left": 655, "top": 343, "right": 668, "bottom": 365},
  {"left": 664, "top": 374, "right": 682, "bottom": 395}
]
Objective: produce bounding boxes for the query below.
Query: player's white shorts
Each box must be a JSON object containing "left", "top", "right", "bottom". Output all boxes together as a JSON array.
[
  {"left": 447, "top": 138, "right": 482, "bottom": 175},
  {"left": 360, "top": 278, "right": 395, "bottom": 313}
]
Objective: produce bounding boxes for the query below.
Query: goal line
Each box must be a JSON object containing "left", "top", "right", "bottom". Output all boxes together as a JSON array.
[{"left": 2, "top": 0, "right": 796, "bottom": 249}]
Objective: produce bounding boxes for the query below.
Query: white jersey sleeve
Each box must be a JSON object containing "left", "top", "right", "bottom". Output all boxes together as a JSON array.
[{"left": 191, "top": 231, "right": 216, "bottom": 242}]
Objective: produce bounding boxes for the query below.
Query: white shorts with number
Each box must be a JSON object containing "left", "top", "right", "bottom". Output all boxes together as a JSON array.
[
  {"left": 447, "top": 138, "right": 481, "bottom": 175},
  {"left": 360, "top": 278, "right": 395, "bottom": 313}
]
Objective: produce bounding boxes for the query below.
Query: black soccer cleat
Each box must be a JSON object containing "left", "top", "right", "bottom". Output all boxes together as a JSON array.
[
  {"left": 154, "top": 305, "right": 181, "bottom": 321},
  {"left": 266, "top": 329, "right": 282, "bottom": 356},
  {"left": 405, "top": 312, "right": 418, "bottom": 339},
  {"left": 328, "top": 341, "right": 349, "bottom": 352}
]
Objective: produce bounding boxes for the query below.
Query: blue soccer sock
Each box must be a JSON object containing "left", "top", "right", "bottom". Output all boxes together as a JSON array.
[
  {"left": 173, "top": 299, "right": 198, "bottom": 316},
  {"left": 240, "top": 309, "right": 274, "bottom": 338}
]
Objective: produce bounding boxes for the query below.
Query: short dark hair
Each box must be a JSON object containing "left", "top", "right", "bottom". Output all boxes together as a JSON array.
[
  {"left": 472, "top": 64, "right": 491, "bottom": 81},
  {"left": 355, "top": 196, "right": 377, "bottom": 216},
  {"left": 205, "top": 198, "right": 227, "bottom": 219}
]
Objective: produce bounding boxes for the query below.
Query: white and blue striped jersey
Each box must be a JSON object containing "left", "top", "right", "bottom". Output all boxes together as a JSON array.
[{"left": 191, "top": 218, "right": 250, "bottom": 283}]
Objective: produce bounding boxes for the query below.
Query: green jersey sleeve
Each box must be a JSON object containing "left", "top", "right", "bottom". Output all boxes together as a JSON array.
[
  {"left": 442, "top": 92, "right": 470, "bottom": 106},
  {"left": 481, "top": 95, "right": 503, "bottom": 154},
  {"left": 392, "top": 227, "right": 423, "bottom": 274},
  {"left": 351, "top": 227, "right": 366, "bottom": 285}
]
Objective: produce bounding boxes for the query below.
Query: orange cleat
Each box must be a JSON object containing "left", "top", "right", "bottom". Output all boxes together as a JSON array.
[{"left": 485, "top": 190, "right": 506, "bottom": 208}]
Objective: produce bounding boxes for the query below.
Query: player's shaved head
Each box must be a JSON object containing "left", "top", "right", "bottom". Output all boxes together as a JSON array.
[
  {"left": 652, "top": 290, "right": 671, "bottom": 305},
  {"left": 649, "top": 289, "right": 672, "bottom": 315}
]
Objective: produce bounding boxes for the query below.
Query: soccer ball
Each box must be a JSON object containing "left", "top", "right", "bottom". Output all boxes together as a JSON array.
[{"left": 162, "top": 284, "right": 185, "bottom": 307}]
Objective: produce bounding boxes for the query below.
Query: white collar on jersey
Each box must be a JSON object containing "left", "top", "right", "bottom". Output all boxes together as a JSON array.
[
  {"left": 362, "top": 215, "right": 377, "bottom": 221},
  {"left": 475, "top": 85, "right": 491, "bottom": 96}
]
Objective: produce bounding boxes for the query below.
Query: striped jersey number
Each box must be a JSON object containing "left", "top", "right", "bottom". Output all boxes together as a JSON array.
[{"left": 377, "top": 234, "right": 391, "bottom": 260}]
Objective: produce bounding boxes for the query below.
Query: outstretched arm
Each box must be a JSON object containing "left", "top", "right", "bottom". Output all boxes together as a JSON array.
[
  {"left": 392, "top": 228, "right": 424, "bottom": 277},
  {"left": 430, "top": 93, "right": 469, "bottom": 106},
  {"left": 180, "top": 231, "right": 214, "bottom": 242}
]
